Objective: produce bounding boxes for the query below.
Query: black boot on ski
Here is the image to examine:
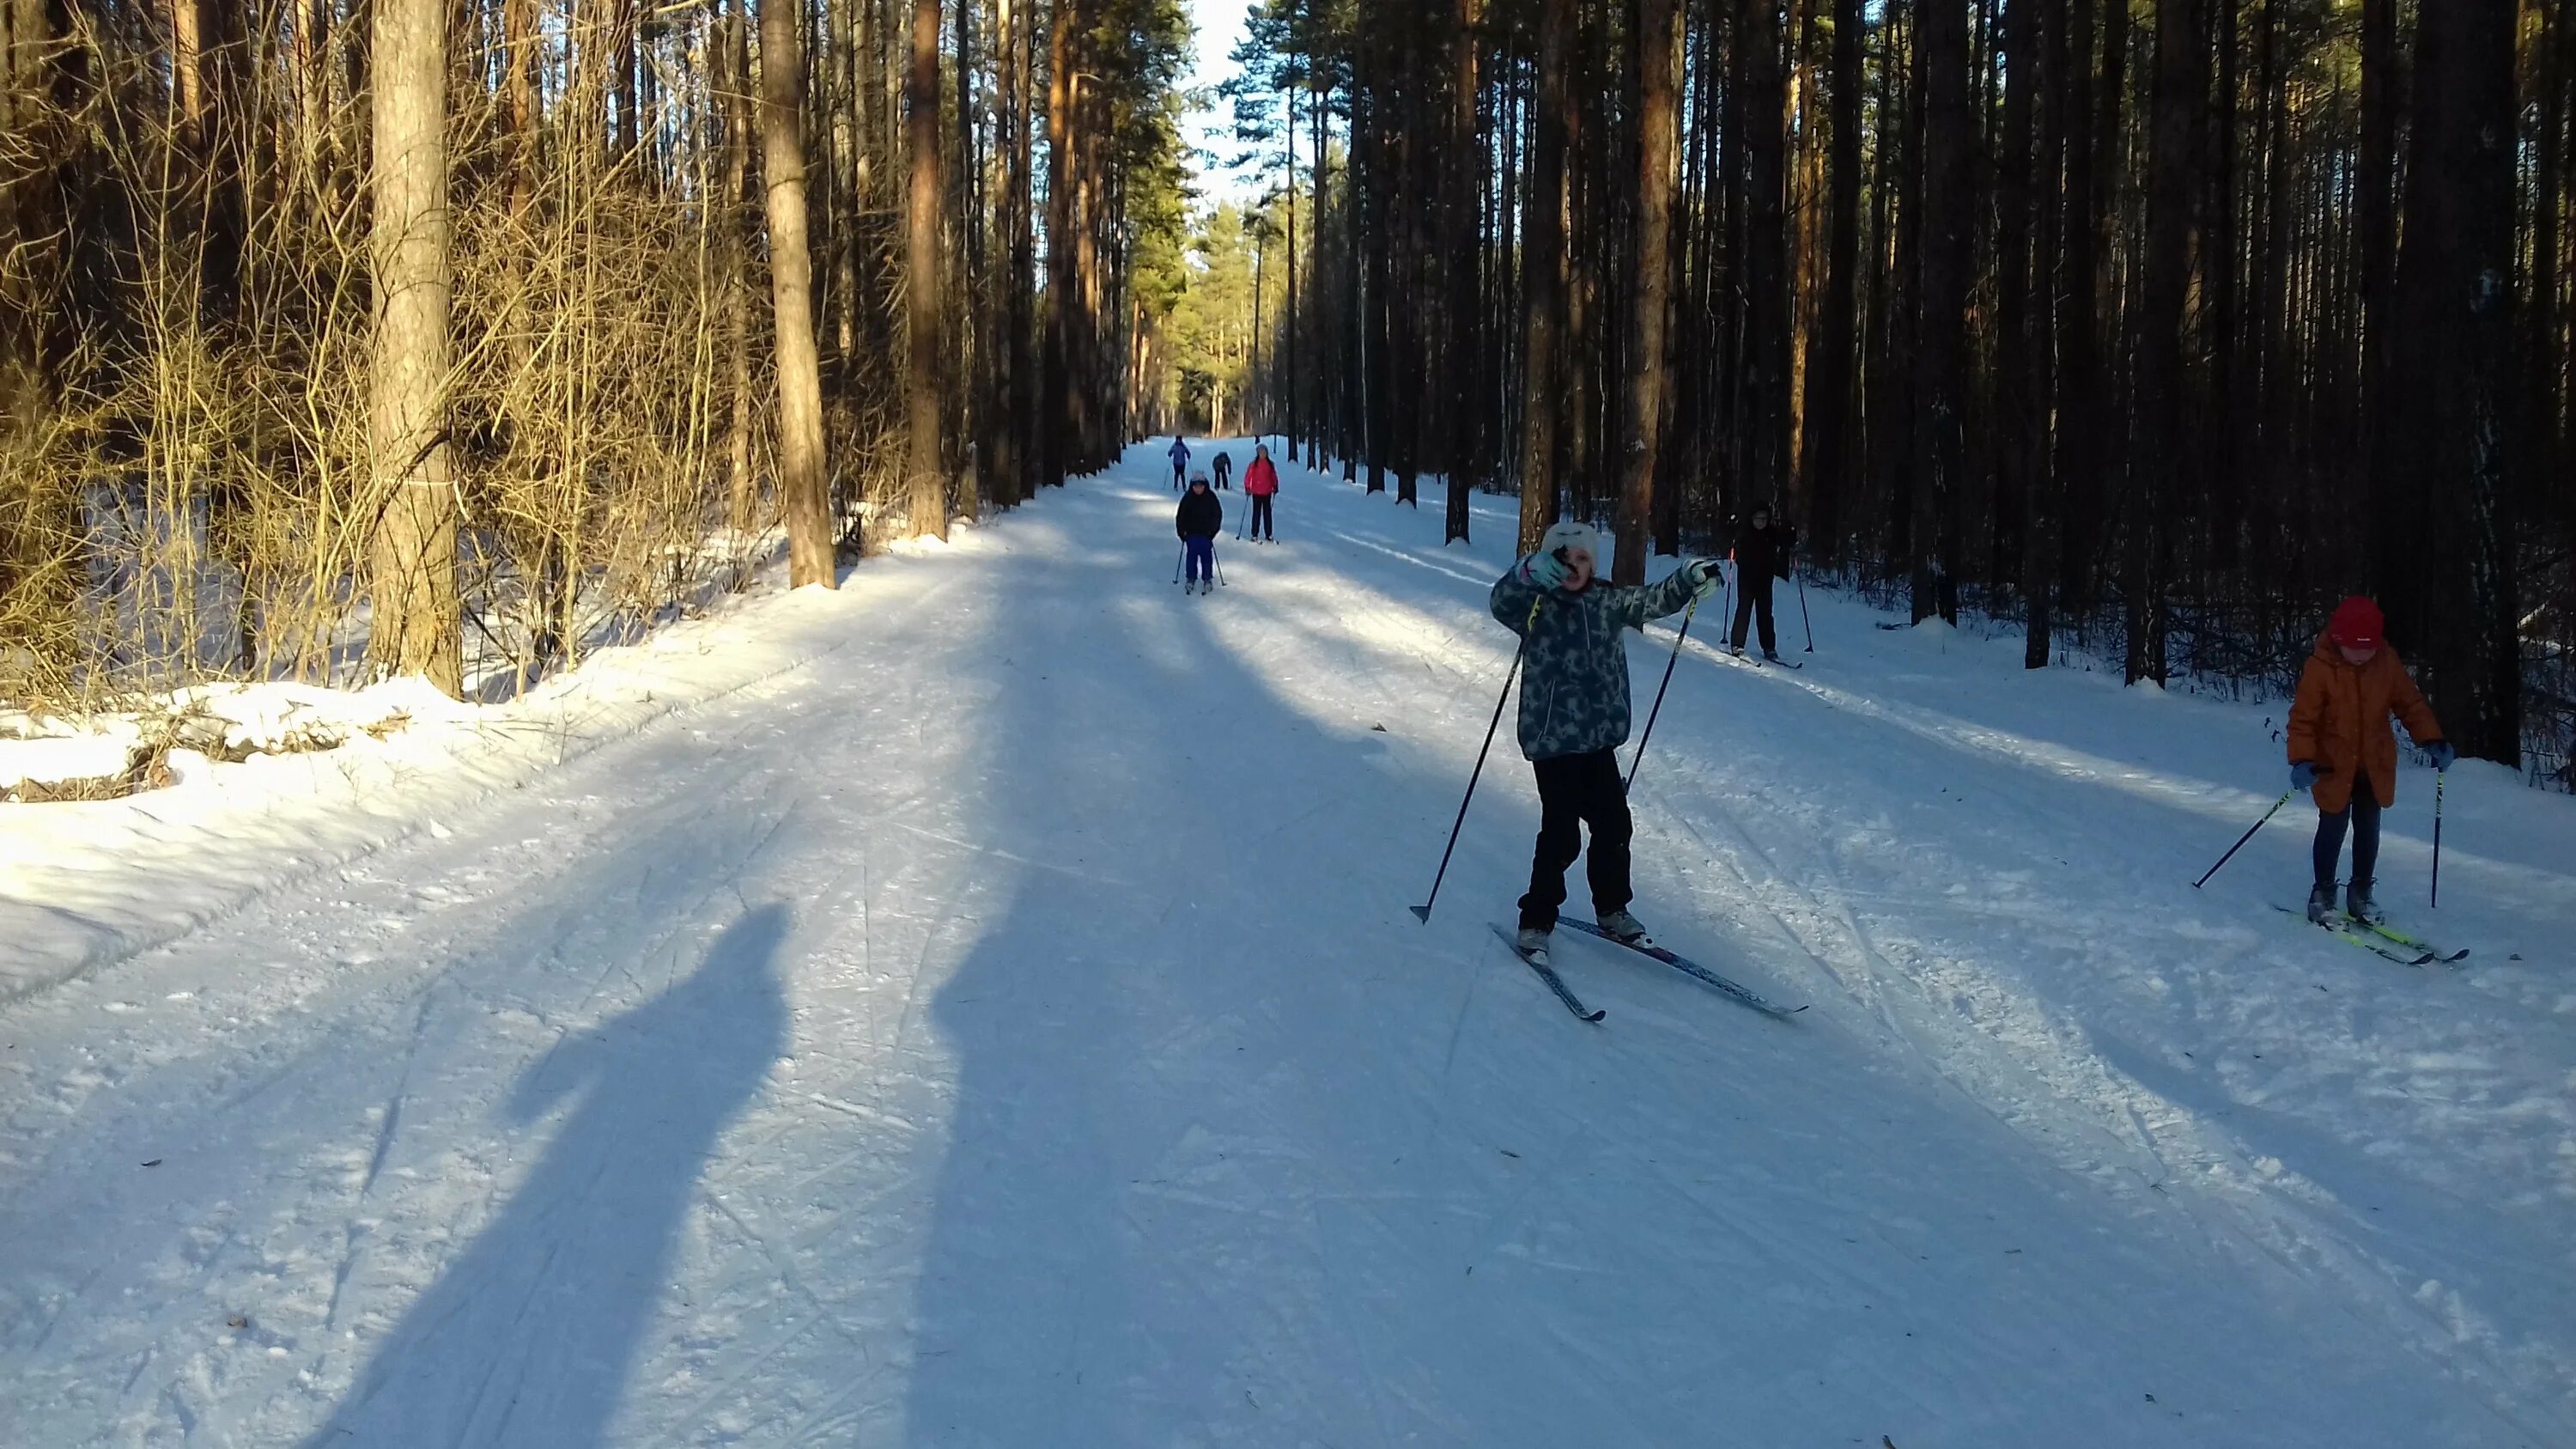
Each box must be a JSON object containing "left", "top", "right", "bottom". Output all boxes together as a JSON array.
[
  {"left": 1762, "top": 648, "right": 1783, "bottom": 663},
  {"left": 2306, "top": 882, "right": 2337, "bottom": 924},
  {"left": 1597, "top": 910, "right": 1654, "bottom": 948},
  {"left": 2345, "top": 879, "right": 2384, "bottom": 928}
]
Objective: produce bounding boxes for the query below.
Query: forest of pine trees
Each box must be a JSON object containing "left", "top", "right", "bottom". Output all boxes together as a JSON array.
[
  {"left": 1, "top": 0, "right": 2570, "bottom": 783},
  {"left": 1, "top": 0, "right": 1190, "bottom": 699},
  {"left": 1211, "top": 0, "right": 2572, "bottom": 783}
]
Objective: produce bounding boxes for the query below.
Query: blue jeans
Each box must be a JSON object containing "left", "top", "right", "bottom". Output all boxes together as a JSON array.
[{"left": 1184, "top": 536, "right": 1214, "bottom": 582}]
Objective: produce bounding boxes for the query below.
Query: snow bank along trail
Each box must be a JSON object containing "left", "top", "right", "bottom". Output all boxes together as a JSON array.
[{"left": 3, "top": 442, "right": 2569, "bottom": 1446}]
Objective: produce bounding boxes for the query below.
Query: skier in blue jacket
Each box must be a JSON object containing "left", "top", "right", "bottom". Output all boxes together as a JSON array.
[
  {"left": 1167, "top": 435, "right": 1191, "bottom": 491},
  {"left": 1490, "top": 521, "right": 1721, "bottom": 968}
]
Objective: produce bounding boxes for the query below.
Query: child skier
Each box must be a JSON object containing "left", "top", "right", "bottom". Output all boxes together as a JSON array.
[
  {"left": 1491, "top": 521, "right": 1721, "bottom": 965},
  {"left": 1168, "top": 435, "right": 1192, "bottom": 491},
  {"left": 1176, "top": 475, "right": 1224, "bottom": 594},
  {"left": 1242, "top": 443, "right": 1279, "bottom": 542},
  {"left": 1212, "top": 449, "right": 1234, "bottom": 490},
  {"left": 1728, "top": 502, "right": 1795, "bottom": 661},
  {"left": 2287, "top": 595, "right": 2453, "bottom": 925}
]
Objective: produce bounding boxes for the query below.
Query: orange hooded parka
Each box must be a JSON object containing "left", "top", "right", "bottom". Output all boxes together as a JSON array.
[{"left": 2286, "top": 632, "right": 2443, "bottom": 816}]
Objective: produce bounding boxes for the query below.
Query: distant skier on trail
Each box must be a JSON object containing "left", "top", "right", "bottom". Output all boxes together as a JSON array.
[
  {"left": 1242, "top": 443, "right": 1279, "bottom": 543},
  {"left": 1728, "top": 502, "right": 1795, "bottom": 661},
  {"left": 1177, "top": 474, "right": 1224, "bottom": 594},
  {"left": 2287, "top": 595, "right": 2451, "bottom": 926},
  {"left": 1169, "top": 435, "right": 1191, "bottom": 491},
  {"left": 1492, "top": 521, "right": 1721, "bottom": 966},
  {"left": 1212, "top": 448, "right": 1233, "bottom": 490}
]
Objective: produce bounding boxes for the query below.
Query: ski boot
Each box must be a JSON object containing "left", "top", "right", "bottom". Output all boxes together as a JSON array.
[
  {"left": 2345, "top": 879, "right": 2385, "bottom": 928},
  {"left": 1762, "top": 648, "right": 1783, "bottom": 663},
  {"left": 1515, "top": 927, "right": 1552, "bottom": 967},
  {"left": 2306, "top": 882, "right": 2337, "bottom": 924},
  {"left": 1597, "top": 910, "right": 1655, "bottom": 948}
]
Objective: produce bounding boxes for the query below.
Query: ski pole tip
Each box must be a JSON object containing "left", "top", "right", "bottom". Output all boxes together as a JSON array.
[{"left": 1408, "top": 904, "right": 1433, "bottom": 923}]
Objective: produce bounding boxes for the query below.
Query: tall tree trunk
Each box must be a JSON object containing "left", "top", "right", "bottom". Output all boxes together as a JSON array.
[
  {"left": 2128, "top": 0, "right": 2203, "bottom": 683},
  {"left": 2529, "top": 0, "right": 2569, "bottom": 518},
  {"left": 1740, "top": 0, "right": 1792, "bottom": 514},
  {"left": 1444, "top": 0, "right": 1481, "bottom": 545},
  {"left": 762, "top": 0, "right": 840, "bottom": 582},
  {"left": 1798, "top": 0, "right": 1862, "bottom": 563},
  {"left": 1911, "top": 0, "right": 1970, "bottom": 624},
  {"left": 906, "top": 0, "right": 947, "bottom": 538},
  {"left": 367, "top": 0, "right": 462, "bottom": 691},
  {"left": 996, "top": 0, "right": 1033, "bottom": 506},
  {"left": 721, "top": 0, "right": 755, "bottom": 541},
  {"left": 1613, "top": 0, "right": 1680, "bottom": 586},
  {"left": 2394, "top": 0, "right": 2521, "bottom": 763},
  {"left": 1042, "top": 0, "right": 1075, "bottom": 487},
  {"left": 1996, "top": 0, "right": 2038, "bottom": 661},
  {"left": 2360, "top": 0, "right": 2409, "bottom": 635},
  {"left": 2063, "top": 0, "right": 2123, "bottom": 620},
  {"left": 2021, "top": 0, "right": 2065, "bottom": 668},
  {"left": 1518, "top": 0, "right": 1571, "bottom": 554}
]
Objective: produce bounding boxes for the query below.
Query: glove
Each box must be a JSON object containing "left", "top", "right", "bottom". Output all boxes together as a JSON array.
[
  {"left": 2289, "top": 760, "right": 2320, "bottom": 790},
  {"left": 2424, "top": 740, "right": 2457, "bottom": 771},
  {"left": 1685, "top": 558, "right": 1723, "bottom": 600},
  {"left": 1518, "top": 551, "right": 1571, "bottom": 591}
]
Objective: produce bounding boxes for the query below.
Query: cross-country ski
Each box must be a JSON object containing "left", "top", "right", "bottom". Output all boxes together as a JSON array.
[{"left": 1558, "top": 918, "right": 1807, "bottom": 1018}]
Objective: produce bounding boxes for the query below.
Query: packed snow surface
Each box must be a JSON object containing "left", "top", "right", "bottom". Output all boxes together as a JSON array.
[{"left": 3, "top": 444, "right": 2572, "bottom": 1446}]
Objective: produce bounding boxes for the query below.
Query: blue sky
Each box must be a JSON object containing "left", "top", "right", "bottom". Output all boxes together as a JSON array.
[{"left": 1183, "top": 0, "right": 1259, "bottom": 204}]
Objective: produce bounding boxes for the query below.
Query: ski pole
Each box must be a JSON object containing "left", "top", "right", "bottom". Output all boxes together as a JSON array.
[
  {"left": 1413, "top": 597, "right": 1545, "bottom": 922},
  {"left": 2193, "top": 787, "right": 2294, "bottom": 889},
  {"left": 1173, "top": 548, "right": 1184, "bottom": 586},
  {"left": 2430, "top": 770, "right": 2445, "bottom": 908},
  {"left": 1625, "top": 593, "right": 1700, "bottom": 792},
  {"left": 1796, "top": 567, "right": 1814, "bottom": 653},
  {"left": 1214, "top": 547, "right": 1226, "bottom": 588}
]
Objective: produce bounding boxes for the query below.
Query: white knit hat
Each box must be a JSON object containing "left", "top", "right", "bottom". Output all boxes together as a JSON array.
[{"left": 1539, "top": 520, "right": 1603, "bottom": 563}]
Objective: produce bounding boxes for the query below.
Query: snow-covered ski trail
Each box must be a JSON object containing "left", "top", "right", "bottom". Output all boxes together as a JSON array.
[{"left": 3, "top": 442, "right": 2571, "bottom": 1446}]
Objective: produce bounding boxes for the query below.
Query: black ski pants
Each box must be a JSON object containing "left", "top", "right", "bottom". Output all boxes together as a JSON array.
[
  {"left": 1730, "top": 575, "right": 1777, "bottom": 654},
  {"left": 2312, "top": 776, "right": 2383, "bottom": 890},
  {"left": 1518, "top": 746, "right": 1632, "bottom": 932},
  {"left": 1249, "top": 494, "right": 1274, "bottom": 539}
]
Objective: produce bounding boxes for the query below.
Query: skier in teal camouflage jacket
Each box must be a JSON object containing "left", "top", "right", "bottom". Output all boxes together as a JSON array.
[{"left": 1491, "top": 520, "right": 1720, "bottom": 968}]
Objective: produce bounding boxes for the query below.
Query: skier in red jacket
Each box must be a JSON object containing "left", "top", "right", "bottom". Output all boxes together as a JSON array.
[{"left": 1242, "top": 443, "right": 1280, "bottom": 543}]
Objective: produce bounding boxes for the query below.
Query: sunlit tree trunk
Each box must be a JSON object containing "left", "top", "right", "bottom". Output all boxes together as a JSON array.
[
  {"left": 762, "top": 0, "right": 840, "bottom": 582},
  {"left": 367, "top": 0, "right": 462, "bottom": 691},
  {"left": 906, "top": 0, "right": 947, "bottom": 537},
  {"left": 1613, "top": 0, "right": 1680, "bottom": 586}
]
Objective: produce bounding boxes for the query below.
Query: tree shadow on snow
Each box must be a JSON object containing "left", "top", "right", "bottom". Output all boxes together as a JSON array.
[
  {"left": 296, "top": 904, "right": 789, "bottom": 1448},
  {"left": 898, "top": 471, "right": 1443, "bottom": 1446}
]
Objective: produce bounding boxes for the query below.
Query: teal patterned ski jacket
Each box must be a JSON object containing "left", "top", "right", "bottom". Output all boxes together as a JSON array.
[{"left": 1491, "top": 561, "right": 1701, "bottom": 762}]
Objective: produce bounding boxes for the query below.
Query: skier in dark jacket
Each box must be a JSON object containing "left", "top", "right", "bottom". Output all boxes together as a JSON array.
[
  {"left": 1212, "top": 449, "right": 1234, "bottom": 490},
  {"left": 1176, "top": 476, "right": 1224, "bottom": 594},
  {"left": 1491, "top": 521, "right": 1721, "bottom": 966},
  {"left": 1728, "top": 503, "right": 1795, "bottom": 661}
]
